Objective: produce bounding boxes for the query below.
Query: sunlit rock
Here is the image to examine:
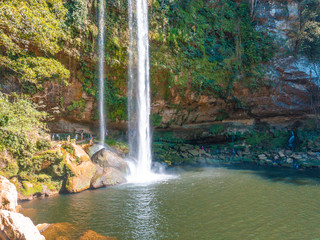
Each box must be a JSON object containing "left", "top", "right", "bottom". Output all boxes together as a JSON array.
[
  {"left": 91, "top": 148, "right": 127, "bottom": 174},
  {"left": 78, "top": 230, "right": 117, "bottom": 240},
  {"left": 40, "top": 222, "right": 76, "bottom": 240},
  {"left": 0, "top": 210, "right": 45, "bottom": 240},
  {"left": 64, "top": 147, "right": 96, "bottom": 193},
  {"left": 0, "top": 175, "right": 18, "bottom": 212},
  {"left": 91, "top": 167, "right": 126, "bottom": 189},
  {"left": 65, "top": 160, "right": 97, "bottom": 193}
]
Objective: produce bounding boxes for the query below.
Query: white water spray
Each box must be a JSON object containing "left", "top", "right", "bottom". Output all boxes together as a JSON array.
[
  {"left": 128, "top": 0, "right": 167, "bottom": 182},
  {"left": 135, "top": 0, "right": 152, "bottom": 176},
  {"left": 98, "top": 0, "right": 106, "bottom": 144}
]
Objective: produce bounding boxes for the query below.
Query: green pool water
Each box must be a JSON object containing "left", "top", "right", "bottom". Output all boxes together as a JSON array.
[{"left": 21, "top": 166, "right": 320, "bottom": 240}]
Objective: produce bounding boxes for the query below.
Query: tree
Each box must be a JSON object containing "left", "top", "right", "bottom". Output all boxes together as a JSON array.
[{"left": 0, "top": 0, "right": 70, "bottom": 86}]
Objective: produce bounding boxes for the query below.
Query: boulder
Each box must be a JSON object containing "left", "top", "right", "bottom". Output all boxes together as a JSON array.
[
  {"left": 62, "top": 144, "right": 97, "bottom": 193},
  {"left": 188, "top": 149, "right": 199, "bottom": 157},
  {"left": 91, "top": 167, "right": 126, "bottom": 189},
  {"left": 65, "top": 160, "right": 97, "bottom": 193},
  {"left": 72, "top": 144, "right": 90, "bottom": 162},
  {"left": 278, "top": 151, "right": 285, "bottom": 158},
  {"left": 36, "top": 223, "right": 50, "bottom": 233},
  {"left": 78, "top": 230, "right": 117, "bottom": 240},
  {"left": 91, "top": 149, "right": 127, "bottom": 173},
  {"left": 0, "top": 175, "right": 18, "bottom": 212},
  {"left": 0, "top": 210, "right": 45, "bottom": 240},
  {"left": 87, "top": 144, "right": 105, "bottom": 158},
  {"left": 40, "top": 222, "right": 76, "bottom": 240}
]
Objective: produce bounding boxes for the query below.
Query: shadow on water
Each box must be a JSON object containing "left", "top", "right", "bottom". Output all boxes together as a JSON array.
[{"left": 220, "top": 163, "right": 320, "bottom": 186}]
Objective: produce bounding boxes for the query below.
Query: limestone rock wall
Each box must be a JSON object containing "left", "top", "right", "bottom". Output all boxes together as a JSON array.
[{"left": 152, "top": 0, "right": 319, "bottom": 129}]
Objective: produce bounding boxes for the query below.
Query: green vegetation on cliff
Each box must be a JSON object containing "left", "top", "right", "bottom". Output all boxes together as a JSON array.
[
  {"left": 2, "top": 0, "right": 320, "bottom": 124},
  {"left": 0, "top": 93, "right": 71, "bottom": 196},
  {"left": 0, "top": 93, "right": 48, "bottom": 177},
  {"left": 0, "top": 0, "right": 70, "bottom": 86}
]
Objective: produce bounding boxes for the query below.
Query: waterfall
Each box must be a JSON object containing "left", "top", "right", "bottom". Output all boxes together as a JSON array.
[
  {"left": 98, "top": 0, "right": 106, "bottom": 144},
  {"left": 128, "top": 0, "right": 152, "bottom": 179}
]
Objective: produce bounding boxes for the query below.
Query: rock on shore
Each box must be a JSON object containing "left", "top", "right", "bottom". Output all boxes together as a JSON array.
[
  {"left": 0, "top": 210, "right": 45, "bottom": 240},
  {"left": 0, "top": 176, "right": 44, "bottom": 240},
  {"left": 91, "top": 148, "right": 127, "bottom": 188},
  {"left": 0, "top": 176, "right": 18, "bottom": 212}
]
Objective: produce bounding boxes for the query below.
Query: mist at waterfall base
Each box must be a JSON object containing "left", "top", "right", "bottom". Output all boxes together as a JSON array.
[{"left": 126, "top": 0, "right": 174, "bottom": 183}]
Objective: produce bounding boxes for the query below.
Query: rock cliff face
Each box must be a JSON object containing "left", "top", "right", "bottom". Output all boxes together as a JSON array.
[
  {"left": 34, "top": 78, "right": 97, "bottom": 133},
  {"left": 152, "top": 0, "right": 319, "bottom": 129},
  {"left": 1, "top": 0, "right": 317, "bottom": 133}
]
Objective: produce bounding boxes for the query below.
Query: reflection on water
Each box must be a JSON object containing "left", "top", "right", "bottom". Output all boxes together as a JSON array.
[
  {"left": 21, "top": 167, "right": 320, "bottom": 240},
  {"left": 123, "top": 185, "right": 159, "bottom": 239}
]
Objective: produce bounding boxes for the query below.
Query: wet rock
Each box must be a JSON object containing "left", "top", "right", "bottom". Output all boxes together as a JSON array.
[
  {"left": 291, "top": 154, "right": 302, "bottom": 161},
  {"left": 0, "top": 210, "right": 45, "bottom": 240},
  {"left": 36, "top": 223, "right": 50, "bottom": 233},
  {"left": 278, "top": 151, "right": 285, "bottom": 158},
  {"left": 91, "top": 148, "right": 127, "bottom": 173},
  {"left": 0, "top": 175, "right": 18, "bottom": 212},
  {"left": 258, "top": 154, "right": 267, "bottom": 160},
  {"left": 87, "top": 144, "right": 105, "bottom": 158},
  {"left": 40, "top": 185, "right": 58, "bottom": 198},
  {"left": 91, "top": 166, "right": 126, "bottom": 189},
  {"left": 286, "top": 158, "right": 293, "bottom": 164},
  {"left": 307, "top": 151, "right": 317, "bottom": 156},
  {"left": 78, "top": 230, "right": 117, "bottom": 240},
  {"left": 41, "top": 222, "right": 76, "bottom": 240}
]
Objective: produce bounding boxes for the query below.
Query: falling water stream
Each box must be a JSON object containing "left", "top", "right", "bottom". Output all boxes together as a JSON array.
[
  {"left": 98, "top": 0, "right": 106, "bottom": 144},
  {"left": 127, "top": 0, "right": 154, "bottom": 181},
  {"left": 127, "top": 0, "right": 174, "bottom": 183}
]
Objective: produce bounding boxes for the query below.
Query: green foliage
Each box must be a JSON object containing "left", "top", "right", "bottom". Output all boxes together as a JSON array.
[
  {"left": 66, "top": 99, "right": 86, "bottom": 112},
  {"left": 0, "top": 93, "right": 53, "bottom": 180},
  {"left": 79, "top": 60, "right": 97, "bottom": 96},
  {"left": 59, "top": 97, "right": 64, "bottom": 109},
  {"left": 215, "top": 109, "right": 229, "bottom": 121},
  {"left": 0, "top": 157, "right": 18, "bottom": 179},
  {"left": 151, "top": 114, "right": 163, "bottom": 127},
  {"left": 105, "top": 139, "right": 129, "bottom": 154},
  {"left": 209, "top": 125, "right": 224, "bottom": 135},
  {"left": 299, "top": 0, "right": 320, "bottom": 60},
  {"left": 149, "top": 0, "right": 273, "bottom": 97},
  {"left": 65, "top": 0, "right": 89, "bottom": 33},
  {"left": 20, "top": 181, "right": 43, "bottom": 197},
  {"left": 61, "top": 143, "right": 75, "bottom": 155},
  {"left": 30, "top": 150, "right": 63, "bottom": 173},
  {"left": 0, "top": 0, "right": 70, "bottom": 87},
  {"left": 0, "top": 93, "right": 47, "bottom": 135},
  {"left": 36, "top": 138, "right": 51, "bottom": 151},
  {"left": 105, "top": 78, "right": 127, "bottom": 121},
  {"left": 241, "top": 129, "right": 289, "bottom": 151}
]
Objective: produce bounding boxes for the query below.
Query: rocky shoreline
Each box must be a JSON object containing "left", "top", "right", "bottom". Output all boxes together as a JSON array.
[
  {"left": 13, "top": 143, "right": 127, "bottom": 202},
  {"left": 153, "top": 142, "right": 320, "bottom": 169},
  {"left": 0, "top": 142, "right": 128, "bottom": 239},
  {"left": 0, "top": 174, "right": 118, "bottom": 240}
]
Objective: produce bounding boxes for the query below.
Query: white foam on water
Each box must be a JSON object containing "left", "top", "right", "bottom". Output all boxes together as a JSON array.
[{"left": 125, "top": 158, "right": 177, "bottom": 184}]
